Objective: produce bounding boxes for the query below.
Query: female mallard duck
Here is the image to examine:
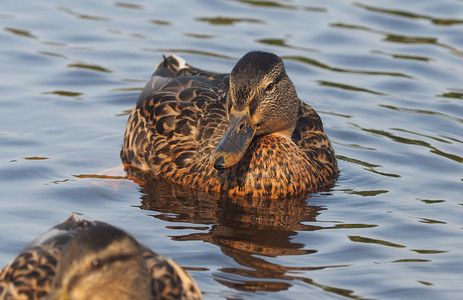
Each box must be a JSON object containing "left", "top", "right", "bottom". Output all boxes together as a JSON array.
[
  {"left": 121, "top": 51, "right": 338, "bottom": 198},
  {"left": 0, "top": 215, "right": 202, "bottom": 300}
]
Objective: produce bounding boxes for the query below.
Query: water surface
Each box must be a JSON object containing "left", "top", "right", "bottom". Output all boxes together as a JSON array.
[{"left": 1, "top": 0, "right": 462, "bottom": 299}]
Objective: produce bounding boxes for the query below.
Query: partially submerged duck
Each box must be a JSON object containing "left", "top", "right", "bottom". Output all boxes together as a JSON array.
[
  {"left": 0, "top": 215, "right": 202, "bottom": 300},
  {"left": 121, "top": 51, "right": 338, "bottom": 198}
]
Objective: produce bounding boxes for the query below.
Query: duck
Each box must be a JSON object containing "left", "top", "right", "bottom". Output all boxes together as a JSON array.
[
  {"left": 0, "top": 215, "right": 202, "bottom": 300},
  {"left": 121, "top": 51, "right": 338, "bottom": 198}
]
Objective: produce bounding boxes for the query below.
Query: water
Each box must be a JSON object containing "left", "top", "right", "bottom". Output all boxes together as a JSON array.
[{"left": 1, "top": 0, "right": 462, "bottom": 299}]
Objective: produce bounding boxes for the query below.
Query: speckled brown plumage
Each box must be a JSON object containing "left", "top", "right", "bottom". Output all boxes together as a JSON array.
[
  {"left": 121, "top": 51, "right": 338, "bottom": 198},
  {"left": 0, "top": 215, "right": 202, "bottom": 300}
]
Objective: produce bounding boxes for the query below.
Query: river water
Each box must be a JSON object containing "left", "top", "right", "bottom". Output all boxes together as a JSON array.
[{"left": 1, "top": 0, "right": 462, "bottom": 299}]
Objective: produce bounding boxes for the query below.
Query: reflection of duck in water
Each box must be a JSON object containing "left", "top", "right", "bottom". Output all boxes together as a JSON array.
[
  {"left": 137, "top": 176, "right": 323, "bottom": 234},
  {"left": 136, "top": 176, "right": 324, "bottom": 293},
  {"left": 0, "top": 215, "right": 202, "bottom": 300},
  {"left": 121, "top": 51, "right": 338, "bottom": 198}
]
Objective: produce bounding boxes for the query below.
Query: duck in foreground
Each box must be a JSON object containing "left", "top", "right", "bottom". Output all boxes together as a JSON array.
[
  {"left": 0, "top": 215, "right": 202, "bottom": 300},
  {"left": 121, "top": 51, "right": 338, "bottom": 198}
]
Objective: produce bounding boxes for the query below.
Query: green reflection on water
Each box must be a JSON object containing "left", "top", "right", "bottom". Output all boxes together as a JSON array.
[
  {"left": 350, "top": 190, "right": 389, "bottom": 197},
  {"left": 385, "top": 34, "right": 437, "bottom": 44},
  {"left": 416, "top": 198, "right": 446, "bottom": 204},
  {"left": 114, "top": 2, "right": 144, "bottom": 9},
  {"left": 257, "top": 39, "right": 317, "bottom": 51},
  {"left": 337, "top": 155, "right": 380, "bottom": 168},
  {"left": 147, "top": 19, "right": 171, "bottom": 26},
  {"left": 331, "top": 224, "right": 378, "bottom": 229},
  {"left": 4, "top": 27, "right": 37, "bottom": 39},
  {"left": 67, "top": 63, "right": 112, "bottom": 73},
  {"left": 411, "top": 249, "right": 448, "bottom": 254},
  {"left": 337, "top": 155, "right": 401, "bottom": 178},
  {"left": 331, "top": 22, "right": 438, "bottom": 46},
  {"left": 284, "top": 55, "right": 412, "bottom": 78},
  {"left": 37, "top": 51, "right": 68, "bottom": 60},
  {"left": 236, "top": 0, "right": 326, "bottom": 12},
  {"left": 318, "top": 80, "right": 386, "bottom": 95},
  {"left": 381, "top": 105, "right": 463, "bottom": 124},
  {"left": 111, "top": 87, "right": 143, "bottom": 92},
  {"left": 300, "top": 277, "right": 362, "bottom": 299},
  {"left": 430, "top": 148, "right": 463, "bottom": 163},
  {"left": 196, "top": 16, "right": 264, "bottom": 25},
  {"left": 372, "top": 50, "right": 433, "bottom": 62},
  {"left": 332, "top": 22, "right": 463, "bottom": 57},
  {"left": 355, "top": 2, "right": 463, "bottom": 26},
  {"left": 360, "top": 124, "right": 463, "bottom": 164},
  {"left": 392, "top": 259, "right": 430, "bottom": 263},
  {"left": 235, "top": 0, "right": 296, "bottom": 9},
  {"left": 391, "top": 128, "right": 451, "bottom": 145},
  {"left": 363, "top": 128, "right": 429, "bottom": 146},
  {"left": 418, "top": 218, "right": 447, "bottom": 224},
  {"left": 258, "top": 38, "right": 287, "bottom": 47},
  {"left": 42, "top": 90, "right": 83, "bottom": 97},
  {"left": 185, "top": 33, "right": 215, "bottom": 39},
  {"left": 58, "top": 7, "right": 110, "bottom": 22},
  {"left": 439, "top": 91, "right": 463, "bottom": 100},
  {"left": 349, "top": 236, "right": 406, "bottom": 248}
]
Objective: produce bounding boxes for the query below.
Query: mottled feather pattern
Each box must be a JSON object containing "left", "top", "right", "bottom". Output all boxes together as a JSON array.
[
  {"left": 144, "top": 251, "right": 200, "bottom": 300},
  {"left": 0, "top": 216, "right": 92, "bottom": 300},
  {"left": 121, "top": 53, "right": 338, "bottom": 198},
  {"left": 0, "top": 249, "right": 58, "bottom": 300}
]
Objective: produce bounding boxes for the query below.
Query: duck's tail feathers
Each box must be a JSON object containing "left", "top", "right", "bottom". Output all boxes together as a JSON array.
[{"left": 154, "top": 54, "right": 188, "bottom": 76}]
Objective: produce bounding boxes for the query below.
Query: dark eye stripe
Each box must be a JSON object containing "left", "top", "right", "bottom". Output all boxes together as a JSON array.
[
  {"left": 249, "top": 96, "right": 259, "bottom": 116},
  {"left": 68, "top": 253, "right": 135, "bottom": 291},
  {"left": 102, "top": 253, "right": 134, "bottom": 266}
]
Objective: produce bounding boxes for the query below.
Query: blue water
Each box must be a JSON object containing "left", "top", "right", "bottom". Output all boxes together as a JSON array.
[{"left": 1, "top": 0, "right": 462, "bottom": 299}]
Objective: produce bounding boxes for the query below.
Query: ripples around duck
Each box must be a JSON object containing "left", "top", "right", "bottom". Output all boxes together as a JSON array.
[{"left": 0, "top": 0, "right": 462, "bottom": 299}]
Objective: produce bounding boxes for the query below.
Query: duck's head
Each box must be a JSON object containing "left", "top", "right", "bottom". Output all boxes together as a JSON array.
[
  {"left": 210, "top": 51, "right": 300, "bottom": 170},
  {"left": 47, "top": 225, "right": 151, "bottom": 300}
]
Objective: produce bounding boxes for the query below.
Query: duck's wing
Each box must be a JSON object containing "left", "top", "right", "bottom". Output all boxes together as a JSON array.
[
  {"left": 122, "top": 56, "right": 229, "bottom": 177},
  {"left": 0, "top": 247, "right": 59, "bottom": 299},
  {"left": 142, "top": 250, "right": 202, "bottom": 300},
  {"left": 292, "top": 101, "right": 338, "bottom": 182}
]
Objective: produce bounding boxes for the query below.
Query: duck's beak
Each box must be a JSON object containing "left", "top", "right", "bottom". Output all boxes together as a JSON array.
[{"left": 210, "top": 106, "right": 256, "bottom": 170}]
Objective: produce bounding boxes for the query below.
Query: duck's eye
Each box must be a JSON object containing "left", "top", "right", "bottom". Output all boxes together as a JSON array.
[
  {"left": 265, "top": 83, "right": 275, "bottom": 92},
  {"left": 91, "top": 258, "right": 104, "bottom": 270}
]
